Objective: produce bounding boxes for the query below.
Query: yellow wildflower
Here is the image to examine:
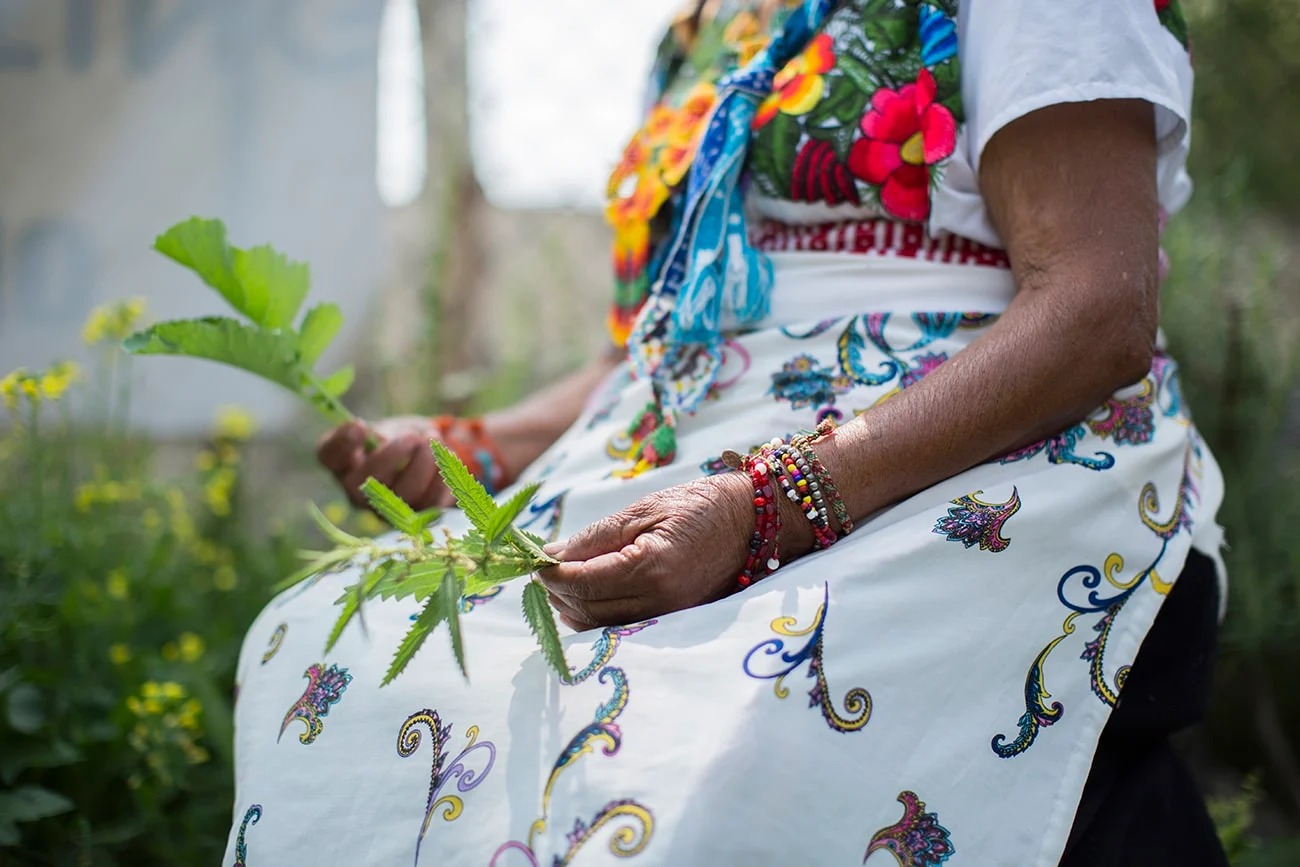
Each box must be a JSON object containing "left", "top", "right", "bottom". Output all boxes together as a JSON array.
[
  {"left": 141, "top": 697, "right": 163, "bottom": 716},
  {"left": 109, "top": 643, "right": 133, "bottom": 665},
  {"left": 213, "top": 565, "right": 238, "bottom": 592},
  {"left": 323, "top": 501, "right": 349, "bottom": 527},
  {"left": 141, "top": 681, "right": 162, "bottom": 699},
  {"left": 177, "top": 698, "right": 203, "bottom": 733},
  {"left": 203, "top": 467, "right": 236, "bottom": 517},
  {"left": 82, "top": 297, "right": 147, "bottom": 346},
  {"left": 194, "top": 450, "right": 216, "bottom": 472},
  {"left": 105, "top": 568, "right": 129, "bottom": 600},
  {"left": 0, "top": 368, "right": 26, "bottom": 411},
  {"left": 159, "top": 681, "right": 185, "bottom": 701},
  {"left": 177, "top": 632, "right": 205, "bottom": 662},
  {"left": 356, "top": 511, "right": 387, "bottom": 537},
  {"left": 38, "top": 360, "right": 80, "bottom": 401},
  {"left": 214, "top": 406, "right": 257, "bottom": 441},
  {"left": 126, "top": 696, "right": 143, "bottom": 715}
]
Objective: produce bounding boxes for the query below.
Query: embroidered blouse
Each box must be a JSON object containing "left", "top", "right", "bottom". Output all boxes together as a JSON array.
[{"left": 605, "top": 0, "right": 1194, "bottom": 345}]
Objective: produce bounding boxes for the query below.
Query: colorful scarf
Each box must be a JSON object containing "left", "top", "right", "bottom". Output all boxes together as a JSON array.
[{"left": 607, "top": 0, "right": 835, "bottom": 472}]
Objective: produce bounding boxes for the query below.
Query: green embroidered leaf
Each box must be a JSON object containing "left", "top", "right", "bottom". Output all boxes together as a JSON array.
[
  {"left": 123, "top": 317, "right": 302, "bottom": 391},
  {"left": 836, "top": 55, "right": 881, "bottom": 101},
  {"left": 766, "top": 113, "right": 803, "bottom": 198},
  {"left": 805, "top": 73, "right": 867, "bottom": 129},
  {"left": 430, "top": 440, "right": 497, "bottom": 534},
  {"left": 522, "top": 580, "right": 567, "bottom": 679},
  {"left": 361, "top": 477, "right": 422, "bottom": 535},
  {"left": 485, "top": 482, "right": 541, "bottom": 544},
  {"left": 297, "top": 302, "right": 344, "bottom": 366},
  {"left": 306, "top": 502, "right": 366, "bottom": 549},
  {"left": 441, "top": 562, "right": 468, "bottom": 680},
  {"left": 382, "top": 593, "right": 446, "bottom": 687},
  {"left": 153, "top": 217, "right": 244, "bottom": 312},
  {"left": 231, "top": 244, "right": 310, "bottom": 329}
]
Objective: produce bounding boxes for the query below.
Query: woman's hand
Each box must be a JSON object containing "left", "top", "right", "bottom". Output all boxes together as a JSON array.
[
  {"left": 539, "top": 473, "right": 816, "bottom": 631},
  {"left": 316, "top": 416, "right": 451, "bottom": 510}
]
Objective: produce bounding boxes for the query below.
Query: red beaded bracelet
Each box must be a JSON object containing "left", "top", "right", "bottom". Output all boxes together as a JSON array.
[{"left": 732, "top": 450, "right": 782, "bottom": 589}]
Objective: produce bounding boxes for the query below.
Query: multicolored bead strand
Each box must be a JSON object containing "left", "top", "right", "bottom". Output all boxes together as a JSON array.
[{"left": 792, "top": 421, "right": 853, "bottom": 536}]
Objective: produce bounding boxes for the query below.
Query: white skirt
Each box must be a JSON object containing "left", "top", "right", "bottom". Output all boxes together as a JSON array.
[{"left": 225, "top": 254, "right": 1225, "bottom": 867}]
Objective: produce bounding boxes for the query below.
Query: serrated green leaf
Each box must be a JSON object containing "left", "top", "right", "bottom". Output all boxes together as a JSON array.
[
  {"left": 153, "top": 217, "right": 244, "bottom": 312},
  {"left": 442, "top": 563, "right": 468, "bottom": 680},
  {"left": 382, "top": 593, "right": 446, "bottom": 686},
  {"left": 361, "top": 477, "right": 421, "bottom": 535},
  {"left": 324, "top": 587, "right": 360, "bottom": 653},
  {"left": 412, "top": 507, "right": 443, "bottom": 534},
  {"left": 297, "top": 302, "right": 343, "bottom": 366},
  {"left": 231, "top": 243, "right": 309, "bottom": 329},
  {"left": 370, "top": 558, "right": 450, "bottom": 602},
  {"left": 0, "top": 786, "right": 75, "bottom": 823},
  {"left": 430, "top": 440, "right": 497, "bottom": 533},
  {"left": 123, "top": 317, "right": 302, "bottom": 391},
  {"left": 484, "top": 482, "right": 541, "bottom": 544},
  {"left": 307, "top": 502, "right": 367, "bottom": 548},
  {"left": 272, "top": 549, "right": 352, "bottom": 593},
  {"left": 317, "top": 365, "right": 354, "bottom": 397},
  {"left": 522, "top": 580, "right": 568, "bottom": 679},
  {"left": 507, "top": 528, "right": 559, "bottom": 566},
  {"left": 462, "top": 551, "right": 537, "bottom": 596}
]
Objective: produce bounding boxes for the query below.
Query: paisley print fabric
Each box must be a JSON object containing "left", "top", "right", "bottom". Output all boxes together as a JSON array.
[{"left": 224, "top": 257, "right": 1225, "bottom": 865}]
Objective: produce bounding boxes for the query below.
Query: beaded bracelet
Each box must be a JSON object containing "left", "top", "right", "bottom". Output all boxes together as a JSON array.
[
  {"left": 791, "top": 422, "right": 853, "bottom": 537},
  {"left": 735, "top": 451, "right": 782, "bottom": 588},
  {"left": 431, "top": 416, "right": 510, "bottom": 494},
  {"left": 769, "top": 442, "right": 837, "bottom": 549}
]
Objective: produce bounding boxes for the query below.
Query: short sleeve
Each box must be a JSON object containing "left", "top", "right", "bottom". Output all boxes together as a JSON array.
[{"left": 929, "top": 0, "right": 1195, "bottom": 247}]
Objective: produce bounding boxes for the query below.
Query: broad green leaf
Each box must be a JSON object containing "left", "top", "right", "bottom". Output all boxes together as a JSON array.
[
  {"left": 324, "top": 587, "right": 360, "bottom": 653},
  {"left": 5, "top": 684, "right": 43, "bottom": 735},
  {"left": 0, "top": 786, "right": 75, "bottom": 823},
  {"left": 442, "top": 563, "right": 468, "bottom": 680},
  {"left": 430, "top": 440, "right": 497, "bottom": 533},
  {"left": 484, "top": 482, "right": 541, "bottom": 544},
  {"left": 297, "top": 303, "right": 344, "bottom": 366},
  {"left": 361, "top": 477, "right": 421, "bottom": 535},
  {"left": 153, "top": 217, "right": 243, "bottom": 312},
  {"left": 307, "top": 502, "right": 366, "bottom": 549},
  {"left": 522, "top": 580, "right": 567, "bottom": 679},
  {"left": 231, "top": 243, "right": 310, "bottom": 329},
  {"left": 382, "top": 593, "right": 445, "bottom": 686},
  {"left": 123, "top": 317, "right": 302, "bottom": 392}
]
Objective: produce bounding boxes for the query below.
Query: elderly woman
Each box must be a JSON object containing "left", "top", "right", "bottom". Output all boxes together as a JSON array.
[{"left": 227, "top": 1, "right": 1227, "bottom": 864}]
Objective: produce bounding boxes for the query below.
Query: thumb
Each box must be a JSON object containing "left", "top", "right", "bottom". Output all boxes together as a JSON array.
[{"left": 543, "top": 509, "right": 648, "bottom": 563}]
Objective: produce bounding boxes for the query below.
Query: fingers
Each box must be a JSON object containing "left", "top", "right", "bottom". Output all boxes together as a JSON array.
[
  {"left": 543, "top": 509, "right": 650, "bottom": 562},
  {"left": 341, "top": 436, "right": 423, "bottom": 508},
  {"left": 391, "top": 436, "right": 440, "bottom": 508},
  {"left": 547, "top": 589, "right": 650, "bottom": 632},
  {"left": 316, "top": 421, "right": 369, "bottom": 475}
]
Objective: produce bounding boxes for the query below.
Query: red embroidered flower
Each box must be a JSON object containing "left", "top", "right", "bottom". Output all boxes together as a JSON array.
[
  {"left": 1155, "top": 0, "right": 1171, "bottom": 9},
  {"left": 846, "top": 69, "right": 957, "bottom": 222}
]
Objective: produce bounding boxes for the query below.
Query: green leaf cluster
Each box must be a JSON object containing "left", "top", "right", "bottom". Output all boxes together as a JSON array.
[
  {"left": 124, "top": 217, "right": 355, "bottom": 423},
  {"left": 284, "top": 443, "right": 566, "bottom": 684}
]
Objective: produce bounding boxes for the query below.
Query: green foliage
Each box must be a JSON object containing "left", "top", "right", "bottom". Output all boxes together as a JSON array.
[
  {"left": 430, "top": 439, "right": 498, "bottom": 534},
  {"left": 0, "top": 351, "right": 300, "bottom": 862},
  {"left": 127, "top": 217, "right": 355, "bottom": 424},
  {"left": 522, "top": 580, "right": 567, "bottom": 680},
  {"left": 383, "top": 591, "right": 446, "bottom": 687}
]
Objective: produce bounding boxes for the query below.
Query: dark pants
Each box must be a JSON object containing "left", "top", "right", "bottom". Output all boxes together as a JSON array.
[{"left": 1061, "top": 549, "right": 1229, "bottom": 866}]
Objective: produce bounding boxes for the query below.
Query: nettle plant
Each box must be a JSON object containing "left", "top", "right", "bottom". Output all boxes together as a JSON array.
[{"left": 126, "top": 217, "right": 565, "bottom": 682}]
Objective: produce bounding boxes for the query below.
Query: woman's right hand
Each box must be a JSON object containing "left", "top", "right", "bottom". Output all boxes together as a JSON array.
[{"left": 315, "top": 416, "right": 452, "bottom": 510}]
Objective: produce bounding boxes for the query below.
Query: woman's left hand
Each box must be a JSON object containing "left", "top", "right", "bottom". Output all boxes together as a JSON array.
[{"left": 538, "top": 473, "right": 756, "bottom": 631}]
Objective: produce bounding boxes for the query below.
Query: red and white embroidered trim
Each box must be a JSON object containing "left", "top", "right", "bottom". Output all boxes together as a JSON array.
[{"left": 750, "top": 218, "right": 1011, "bottom": 269}]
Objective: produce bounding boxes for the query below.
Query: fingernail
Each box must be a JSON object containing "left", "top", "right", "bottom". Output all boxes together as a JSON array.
[{"left": 542, "top": 542, "right": 564, "bottom": 558}]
